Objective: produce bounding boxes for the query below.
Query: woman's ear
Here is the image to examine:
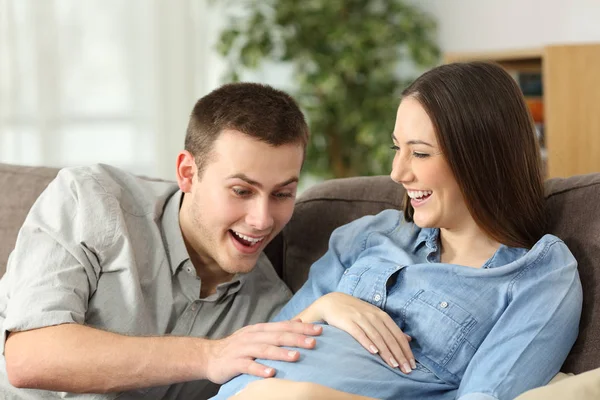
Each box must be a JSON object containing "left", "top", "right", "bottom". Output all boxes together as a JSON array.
[{"left": 176, "top": 150, "right": 196, "bottom": 193}]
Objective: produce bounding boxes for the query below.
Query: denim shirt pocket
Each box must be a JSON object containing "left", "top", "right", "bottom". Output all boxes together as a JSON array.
[
  {"left": 403, "top": 289, "right": 477, "bottom": 368},
  {"left": 337, "top": 264, "right": 370, "bottom": 295}
]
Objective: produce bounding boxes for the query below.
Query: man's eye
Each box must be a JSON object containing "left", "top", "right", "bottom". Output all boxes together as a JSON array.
[
  {"left": 273, "top": 192, "right": 294, "bottom": 199},
  {"left": 232, "top": 188, "right": 251, "bottom": 197}
]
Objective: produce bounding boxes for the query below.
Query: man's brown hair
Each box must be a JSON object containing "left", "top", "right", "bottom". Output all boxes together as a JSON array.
[
  {"left": 401, "top": 62, "right": 545, "bottom": 249},
  {"left": 185, "top": 82, "right": 309, "bottom": 176}
]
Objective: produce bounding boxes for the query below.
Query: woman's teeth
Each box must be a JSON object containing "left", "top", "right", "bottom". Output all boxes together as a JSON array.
[{"left": 407, "top": 190, "right": 432, "bottom": 199}]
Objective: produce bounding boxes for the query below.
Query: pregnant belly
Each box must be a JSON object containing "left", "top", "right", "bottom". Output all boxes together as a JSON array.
[
  {"left": 273, "top": 324, "right": 392, "bottom": 380},
  {"left": 212, "top": 324, "right": 453, "bottom": 400}
]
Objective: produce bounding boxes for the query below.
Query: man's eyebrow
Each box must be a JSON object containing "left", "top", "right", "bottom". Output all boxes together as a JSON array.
[{"left": 227, "top": 173, "right": 299, "bottom": 189}]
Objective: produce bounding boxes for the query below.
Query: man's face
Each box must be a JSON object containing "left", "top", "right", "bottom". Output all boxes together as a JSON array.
[{"left": 177, "top": 129, "right": 304, "bottom": 279}]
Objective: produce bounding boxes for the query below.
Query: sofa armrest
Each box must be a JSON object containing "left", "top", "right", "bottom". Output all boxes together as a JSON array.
[{"left": 515, "top": 368, "right": 600, "bottom": 400}]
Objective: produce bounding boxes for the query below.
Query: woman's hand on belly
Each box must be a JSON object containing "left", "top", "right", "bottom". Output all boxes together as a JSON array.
[{"left": 294, "top": 292, "right": 416, "bottom": 374}]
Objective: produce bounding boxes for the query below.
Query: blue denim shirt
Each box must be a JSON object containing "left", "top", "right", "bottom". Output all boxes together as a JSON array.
[{"left": 213, "top": 209, "right": 582, "bottom": 400}]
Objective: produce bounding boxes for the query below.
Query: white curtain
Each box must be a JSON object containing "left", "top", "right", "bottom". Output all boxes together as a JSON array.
[{"left": 0, "top": 0, "right": 227, "bottom": 179}]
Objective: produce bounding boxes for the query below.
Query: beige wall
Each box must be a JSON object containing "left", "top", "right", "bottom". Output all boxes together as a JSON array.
[{"left": 418, "top": 0, "right": 600, "bottom": 53}]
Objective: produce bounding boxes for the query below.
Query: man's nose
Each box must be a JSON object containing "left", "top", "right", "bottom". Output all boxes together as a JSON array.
[{"left": 246, "top": 198, "right": 274, "bottom": 231}]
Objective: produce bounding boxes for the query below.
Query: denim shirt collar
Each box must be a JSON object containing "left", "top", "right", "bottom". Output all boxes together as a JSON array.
[
  {"left": 413, "top": 227, "right": 439, "bottom": 252},
  {"left": 412, "top": 226, "right": 528, "bottom": 269},
  {"left": 482, "top": 244, "right": 528, "bottom": 269}
]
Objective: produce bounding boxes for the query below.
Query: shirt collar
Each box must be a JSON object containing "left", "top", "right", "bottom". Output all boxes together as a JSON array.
[
  {"left": 201, "top": 254, "right": 270, "bottom": 301},
  {"left": 161, "top": 190, "right": 190, "bottom": 275},
  {"left": 412, "top": 226, "right": 527, "bottom": 268},
  {"left": 482, "top": 244, "right": 528, "bottom": 269},
  {"left": 413, "top": 226, "right": 439, "bottom": 252}
]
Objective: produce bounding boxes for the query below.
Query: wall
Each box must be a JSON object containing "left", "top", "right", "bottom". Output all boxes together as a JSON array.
[
  {"left": 2, "top": 0, "right": 599, "bottom": 180},
  {"left": 0, "top": 0, "right": 227, "bottom": 180},
  {"left": 419, "top": 0, "right": 600, "bottom": 53}
]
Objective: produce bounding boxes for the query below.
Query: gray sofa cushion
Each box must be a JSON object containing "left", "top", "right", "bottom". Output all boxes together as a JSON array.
[
  {"left": 0, "top": 163, "right": 62, "bottom": 277},
  {"left": 544, "top": 174, "right": 600, "bottom": 374}
]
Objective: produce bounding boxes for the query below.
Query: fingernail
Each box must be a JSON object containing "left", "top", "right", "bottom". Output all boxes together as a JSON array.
[
  {"left": 305, "top": 337, "right": 315, "bottom": 345},
  {"left": 288, "top": 350, "right": 298, "bottom": 358},
  {"left": 390, "top": 357, "right": 399, "bottom": 368},
  {"left": 313, "top": 325, "right": 321, "bottom": 332},
  {"left": 402, "top": 362, "right": 412, "bottom": 373},
  {"left": 410, "top": 359, "right": 417, "bottom": 369},
  {"left": 264, "top": 367, "right": 274, "bottom": 375},
  {"left": 369, "top": 345, "right": 379, "bottom": 354}
]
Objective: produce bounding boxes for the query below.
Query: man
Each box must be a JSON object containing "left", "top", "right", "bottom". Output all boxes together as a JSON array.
[{"left": 0, "top": 83, "right": 322, "bottom": 399}]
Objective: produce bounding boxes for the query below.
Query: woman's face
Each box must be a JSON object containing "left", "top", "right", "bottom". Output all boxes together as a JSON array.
[{"left": 390, "top": 97, "right": 473, "bottom": 232}]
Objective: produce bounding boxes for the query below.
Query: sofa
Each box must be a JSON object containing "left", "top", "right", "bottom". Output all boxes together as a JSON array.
[{"left": 1, "top": 162, "right": 599, "bottom": 397}]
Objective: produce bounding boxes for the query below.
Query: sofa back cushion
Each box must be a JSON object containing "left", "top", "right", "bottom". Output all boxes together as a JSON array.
[
  {"left": 544, "top": 174, "right": 600, "bottom": 374},
  {"left": 0, "top": 164, "right": 61, "bottom": 277},
  {"left": 279, "top": 173, "right": 600, "bottom": 375}
]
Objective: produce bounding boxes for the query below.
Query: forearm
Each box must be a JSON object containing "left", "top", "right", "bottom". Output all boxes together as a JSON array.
[{"left": 5, "top": 323, "right": 210, "bottom": 393}]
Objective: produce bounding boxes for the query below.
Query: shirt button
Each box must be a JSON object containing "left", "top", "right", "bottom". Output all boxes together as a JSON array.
[
  {"left": 374, "top": 294, "right": 382, "bottom": 302},
  {"left": 191, "top": 304, "right": 197, "bottom": 311},
  {"left": 343, "top": 269, "right": 349, "bottom": 275},
  {"left": 440, "top": 301, "right": 448, "bottom": 308},
  {"left": 186, "top": 267, "right": 192, "bottom": 273}
]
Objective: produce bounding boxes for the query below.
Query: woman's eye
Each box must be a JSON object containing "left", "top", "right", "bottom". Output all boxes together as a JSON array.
[
  {"left": 390, "top": 145, "right": 400, "bottom": 151},
  {"left": 413, "top": 152, "right": 429, "bottom": 158}
]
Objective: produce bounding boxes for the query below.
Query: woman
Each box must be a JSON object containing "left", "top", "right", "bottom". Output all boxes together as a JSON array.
[{"left": 212, "top": 62, "right": 583, "bottom": 400}]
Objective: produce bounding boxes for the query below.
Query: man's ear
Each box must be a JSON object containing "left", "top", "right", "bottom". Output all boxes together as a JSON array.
[{"left": 176, "top": 150, "right": 196, "bottom": 193}]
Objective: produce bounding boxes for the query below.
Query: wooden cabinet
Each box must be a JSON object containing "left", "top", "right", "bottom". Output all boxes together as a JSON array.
[{"left": 445, "top": 44, "right": 600, "bottom": 179}]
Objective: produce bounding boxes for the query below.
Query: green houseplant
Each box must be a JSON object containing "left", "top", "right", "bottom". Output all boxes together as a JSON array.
[{"left": 216, "top": 0, "right": 440, "bottom": 178}]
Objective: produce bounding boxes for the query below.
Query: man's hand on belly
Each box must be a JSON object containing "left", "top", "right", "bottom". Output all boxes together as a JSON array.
[{"left": 202, "top": 320, "right": 323, "bottom": 384}]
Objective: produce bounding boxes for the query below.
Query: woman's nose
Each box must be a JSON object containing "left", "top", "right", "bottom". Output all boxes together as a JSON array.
[{"left": 390, "top": 153, "right": 413, "bottom": 184}]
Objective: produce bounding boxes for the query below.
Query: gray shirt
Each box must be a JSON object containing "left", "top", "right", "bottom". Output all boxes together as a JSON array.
[{"left": 0, "top": 164, "right": 292, "bottom": 400}]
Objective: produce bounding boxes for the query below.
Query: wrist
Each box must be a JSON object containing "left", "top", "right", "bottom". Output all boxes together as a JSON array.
[
  {"left": 190, "top": 336, "right": 213, "bottom": 380},
  {"left": 296, "top": 297, "right": 328, "bottom": 323}
]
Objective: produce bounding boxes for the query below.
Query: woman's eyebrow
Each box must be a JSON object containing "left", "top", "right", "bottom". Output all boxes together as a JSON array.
[
  {"left": 406, "top": 140, "right": 434, "bottom": 147},
  {"left": 392, "top": 133, "right": 434, "bottom": 148}
]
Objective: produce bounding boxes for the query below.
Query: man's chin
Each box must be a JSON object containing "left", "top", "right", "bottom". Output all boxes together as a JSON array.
[{"left": 223, "top": 256, "right": 261, "bottom": 275}]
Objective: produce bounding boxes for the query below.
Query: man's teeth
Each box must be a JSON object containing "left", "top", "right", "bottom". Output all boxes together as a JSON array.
[
  {"left": 407, "top": 190, "right": 433, "bottom": 199},
  {"left": 232, "top": 231, "right": 265, "bottom": 243}
]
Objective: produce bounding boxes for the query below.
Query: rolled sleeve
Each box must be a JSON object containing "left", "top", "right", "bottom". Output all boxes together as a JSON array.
[{"left": 0, "top": 168, "right": 114, "bottom": 353}]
